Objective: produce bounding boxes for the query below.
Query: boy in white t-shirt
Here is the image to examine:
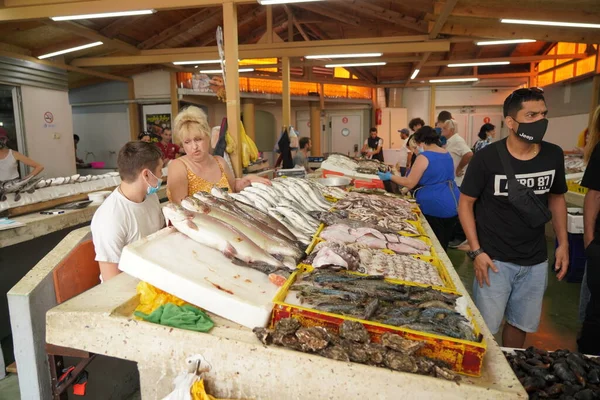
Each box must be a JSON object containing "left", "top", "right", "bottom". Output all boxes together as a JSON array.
[{"left": 91, "top": 141, "right": 165, "bottom": 282}]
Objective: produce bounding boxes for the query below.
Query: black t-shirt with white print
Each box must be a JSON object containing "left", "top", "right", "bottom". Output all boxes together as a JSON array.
[
  {"left": 460, "top": 138, "right": 567, "bottom": 266},
  {"left": 581, "top": 142, "right": 600, "bottom": 245}
]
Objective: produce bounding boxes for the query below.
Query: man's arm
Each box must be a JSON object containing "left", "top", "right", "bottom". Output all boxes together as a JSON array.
[
  {"left": 99, "top": 262, "right": 120, "bottom": 282},
  {"left": 584, "top": 189, "right": 600, "bottom": 248},
  {"left": 548, "top": 193, "right": 569, "bottom": 280},
  {"left": 459, "top": 194, "right": 498, "bottom": 287},
  {"left": 456, "top": 152, "right": 473, "bottom": 176}
]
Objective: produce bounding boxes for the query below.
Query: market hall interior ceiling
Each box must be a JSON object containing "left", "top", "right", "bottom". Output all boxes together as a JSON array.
[{"left": 0, "top": 0, "right": 598, "bottom": 89}]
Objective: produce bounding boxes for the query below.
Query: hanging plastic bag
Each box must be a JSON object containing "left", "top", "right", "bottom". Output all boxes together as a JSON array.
[
  {"left": 163, "top": 357, "right": 224, "bottom": 400},
  {"left": 135, "top": 281, "right": 187, "bottom": 316}
]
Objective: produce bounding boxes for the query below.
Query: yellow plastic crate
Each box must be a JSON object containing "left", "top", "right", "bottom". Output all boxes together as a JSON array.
[
  {"left": 568, "top": 180, "right": 588, "bottom": 194},
  {"left": 271, "top": 270, "right": 487, "bottom": 377}
]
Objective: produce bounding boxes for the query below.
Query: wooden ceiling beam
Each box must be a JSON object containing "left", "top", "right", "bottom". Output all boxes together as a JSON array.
[
  {"left": 98, "top": 15, "right": 146, "bottom": 38},
  {"left": 294, "top": 3, "right": 361, "bottom": 27},
  {"left": 429, "top": 0, "right": 458, "bottom": 39},
  {"left": 449, "top": 2, "right": 600, "bottom": 25},
  {"left": 424, "top": 53, "right": 588, "bottom": 66},
  {"left": 137, "top": 9, "right": 211, "bottom": 50},
  {"left": 0, "top": 41, "right": 32, "bottom": 56},
  {"left": 339, "top": 0, "right": 428, "bottom": 33},
  {"left": 439, "top": 16, "right": 600, "bottom": 44},
  {"left": 32, "top": 37, "right": 93, "bottom": 58},
  {"left": 70, "top": 37, "right": 450, "bottom": 66},
  {"left": 45, "top": 21, "right": 140, "bottom": 54},
  {"left": 283, "top": 6, "right": 310, "bottom": 42},
  {"left": 0, "top": 0, "right": 254, "bottom": 22}
]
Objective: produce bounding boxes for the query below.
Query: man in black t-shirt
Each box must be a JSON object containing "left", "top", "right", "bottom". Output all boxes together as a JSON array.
[
  {"left": 458, "top": 88, "right": 569, "bottom": 349},
  {"left": 578, "top": 114, "right": 600, "bottom": 354}
]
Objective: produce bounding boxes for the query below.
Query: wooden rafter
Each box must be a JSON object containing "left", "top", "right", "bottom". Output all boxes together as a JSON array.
[
  {"left": 137, "top": 9, "right": 210, "bottom": 50},
  {"left": 449, "top": 2, "right": 600, "bottom": 25},
  {"left": 294, "top": 3, "right": 361, "bottom": 27},
  {"left": 98, "top": 15, "right": 146, "bottom": 38},
  {"left": 32, "top": 38, "right": 93, "bottom": 58},
  {"left": 435, "top": 42, "right": 458, "bottom": 77},
  {"left": 283, "top": 6, "right": 310, "bottom": 42},
  {"left": 45, "top": 21, "right": 140, "bottom": 55},
  {"left": 168, "top": 8, "right": 224, "bottom": 48},
  {"left": 0, "top": 0, "right": 254, "bottom": 21},
  {"left": 406, "top": 0, "right": 457, "bottom": 85},
  {"left": 424, "top": 53, "right": 587, "bottom": 66},
  {"left": 439, "top": 16, "right": 600, "bottom": 44},
  {"left": 193, "top": 6, "right": 265, "bottom": 47},
  {"left": 340, "top": 0, "right": 428, "bottom": 33}
]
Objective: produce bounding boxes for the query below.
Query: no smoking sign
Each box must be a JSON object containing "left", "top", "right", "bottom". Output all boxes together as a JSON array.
[{"left": 44, "top": 111, "right": 54, "bottom": 124}]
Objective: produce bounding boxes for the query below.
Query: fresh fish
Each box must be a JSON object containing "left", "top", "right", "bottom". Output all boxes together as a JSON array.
[
  {"left": 356, "top": 236, "right": 388, "bottom": 249},
  {"left": 238, "top": 191, "right": 270, "bottom": 213},
  {"left": 230, "top": 201, "right": 297, "bottom": 241},
  {"left": 277, "top": 205, "right": 320, "bottom": 229},
  {"left": 275, "top": 206, "right": 318, "bottom": 231},
  {"left": 320, "top": 226, "right": 356, "bottom": 243},
  {"left": 251, "top": 182, "right": 279, "bottom": 199},
  {"left": 387, "top": 242, "right": 425, "bottom": 255},
  {"left": 182, "top": 198, "right": 303, "bottom": 261},
  {"left": 229, "top": 192, "right": 255, "bottom": 208},
  {"left": 293, "top": 179, "right": 331, "bottom": 210},
  {"left": 267, "top": 209, "right": 311, "bottom": 244},
  {"left": 163, "top": 203, "right": 286, "bottom": 269},
  {"left": 191, "top": 194, "right": 296, "bottom": 244},
  {"left": 243, "top": 186, "right": 279, "bottom": 207},
  {"left": 399, "top": 236, "right": 430, "bottom": 252}
]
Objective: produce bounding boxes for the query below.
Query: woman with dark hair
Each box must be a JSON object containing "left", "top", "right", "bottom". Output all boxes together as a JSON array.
[
  {"left": 473, "top": 123, "right": 496, "bottom": 153},
  {"left": 378, "top": 126, "right": 460, "bottom": 250}
]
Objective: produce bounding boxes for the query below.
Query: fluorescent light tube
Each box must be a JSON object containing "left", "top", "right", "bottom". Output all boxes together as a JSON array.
[
  {"left": 448, "top": 61, "right": 510, "bottom": 67},
  {"left": 429, "top": 78, "right": 479, "bottom": 83},
  {"left": 52, "top": 9, "right": 154, "bottom": 21},
  {"left": 325, "top": 62, "right": 387, "bottom": 68},
  {"left": 258, "top": 0, "right": 323, "bottom": 5},
  {"left": 199, "top": 68, "right": 255, "bottom": 74},
  {"left": 501, "top": 18, "right": 600, "bottom": 29},
  {"left": 173, "top": 60, "right": 221, "bottom": 65},
  {"left": 305, "top": 53, "right": 383, "bottom": 59},
  {"left": 38, "top": 41, "right": 103, "bottom": 59},
  {"left": 410, "top": 69, "right": 420, "bottom": 80},
  {"left": 477, "top": 39, "right": 536, "bottom": 46}
]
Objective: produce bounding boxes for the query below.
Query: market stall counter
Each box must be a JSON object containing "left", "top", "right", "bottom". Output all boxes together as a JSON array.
[{"left": 38, "top": 218, "right": 526, "bottom": 399}]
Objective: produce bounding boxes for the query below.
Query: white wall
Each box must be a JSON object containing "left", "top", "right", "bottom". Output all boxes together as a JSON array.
[
  {"left": 546, "top": 113, "right": 590, "bottom": 151},
  {"left": 72, "top": 105, "right": 131, "bottom": 168},
  {"left": 402, "top": 87, "right": 515, "bottom": 126},
  {"left": 21, "top": 86, "right": 76, "bottom": 178},
  {"left": 133, "top": 70, "right": 171, "bottom": 99}
]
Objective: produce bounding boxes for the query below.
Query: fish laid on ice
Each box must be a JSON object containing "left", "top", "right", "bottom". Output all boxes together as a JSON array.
[{"left": 163, "top": 203, "right": 286, "bottom": 269}]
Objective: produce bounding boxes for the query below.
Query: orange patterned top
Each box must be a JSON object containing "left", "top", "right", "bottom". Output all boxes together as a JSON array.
[{"left": 167, "top": 156, "right": 232, "bottom": 201}]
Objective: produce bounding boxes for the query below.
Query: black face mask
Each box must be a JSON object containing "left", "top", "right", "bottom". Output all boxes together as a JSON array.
[{"left": 513, "top": 118, "right": 548, "bottom": 144}]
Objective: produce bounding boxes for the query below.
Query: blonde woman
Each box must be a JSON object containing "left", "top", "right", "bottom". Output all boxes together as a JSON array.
[{"left": 167, "top": 106, "right": 269, "bottom": 203}]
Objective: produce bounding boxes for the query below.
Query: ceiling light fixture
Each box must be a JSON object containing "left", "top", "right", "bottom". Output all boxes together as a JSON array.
[
  {"left": 477, "top": 39, "right": 536, "bottom": 46},
  {"left": 173, "top": 60, "right": 221, "bottom": 65},
  {"left": 199, "top": 68, "right": 255, "bottom": 74},
  {"left": 257, "top": 0, "right": 324, "bottom": 5},
  {"left": 305, "top": 53, "right": 383, "bottom": 59},
  {"left": 38, "top": 41, "right": 103, "bottom": 59},
  {"left": 429, "top": 78, "right": 479, "bottom": 83},
  {"left": 448, "top": 61, "right": 510, "bottom": 67},
  {"left": 51, "top": 9, "right": 155, "bottom": 21},
  {"left": 501, "top": 18, "right": 600, "bottom": 29},
  {"left": 410, "top": 69, "right": 420, "bottom": 80},
  {"left": 325, "top": 62, "right": 387, "bottom": 68}
]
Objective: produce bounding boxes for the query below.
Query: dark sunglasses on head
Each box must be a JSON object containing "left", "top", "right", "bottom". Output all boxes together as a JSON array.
[{"left": 507, "top": 87, "right": 544, "bottom": 102}]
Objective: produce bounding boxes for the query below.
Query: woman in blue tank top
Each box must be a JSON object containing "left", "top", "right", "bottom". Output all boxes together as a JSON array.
[{"left": 378, "top": 126, "right": 460, "bottom": 250}]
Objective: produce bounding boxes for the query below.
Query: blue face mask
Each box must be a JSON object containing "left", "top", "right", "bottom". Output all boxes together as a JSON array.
[
  {"left": 417, "top": 146, "right": 425, "bottom": 153},
  {"left": 146, "top": 170, "right": 162, "bottom": 196}
]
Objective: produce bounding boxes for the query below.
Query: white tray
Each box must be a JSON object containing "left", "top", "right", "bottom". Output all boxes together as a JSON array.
[{"left": 118, "top": 227, "right": 280, "bottom": 329}]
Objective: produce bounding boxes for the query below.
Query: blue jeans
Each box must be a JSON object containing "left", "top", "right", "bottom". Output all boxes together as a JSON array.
[
  {"left": 473, "top": 259, "right": 548, "bottom": 334},
  {"left": 580, "top": 262, "right": 591, "bottom": 323}
]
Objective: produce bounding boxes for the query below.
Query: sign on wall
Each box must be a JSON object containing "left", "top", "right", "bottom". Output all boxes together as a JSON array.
[{"left": 146, "top": 113, "right": 171, "bottom": 140}]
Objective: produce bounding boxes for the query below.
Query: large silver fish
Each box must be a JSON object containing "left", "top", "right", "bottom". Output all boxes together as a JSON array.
[
  {"left": 163, "top": 203, "right": 286, "bottom": 268},
  {"left": 191, "top": 192, "right": 296, "bottom": 242},
  {"left": 181, "top": 197, "right": 304, "bottom": 261}
]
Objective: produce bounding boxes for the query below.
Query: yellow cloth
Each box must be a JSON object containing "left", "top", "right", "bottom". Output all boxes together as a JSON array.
[{"left": 135, "top": 281, "right": 187, "bottom": 315}]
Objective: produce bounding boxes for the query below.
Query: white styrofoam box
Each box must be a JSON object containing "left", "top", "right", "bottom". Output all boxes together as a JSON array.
[
  {"left": 568, "top": 207, "right": 584, "bottom": 234},
  {"left": 119, "top": 227, "right": 280, "bottom": 329}
]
